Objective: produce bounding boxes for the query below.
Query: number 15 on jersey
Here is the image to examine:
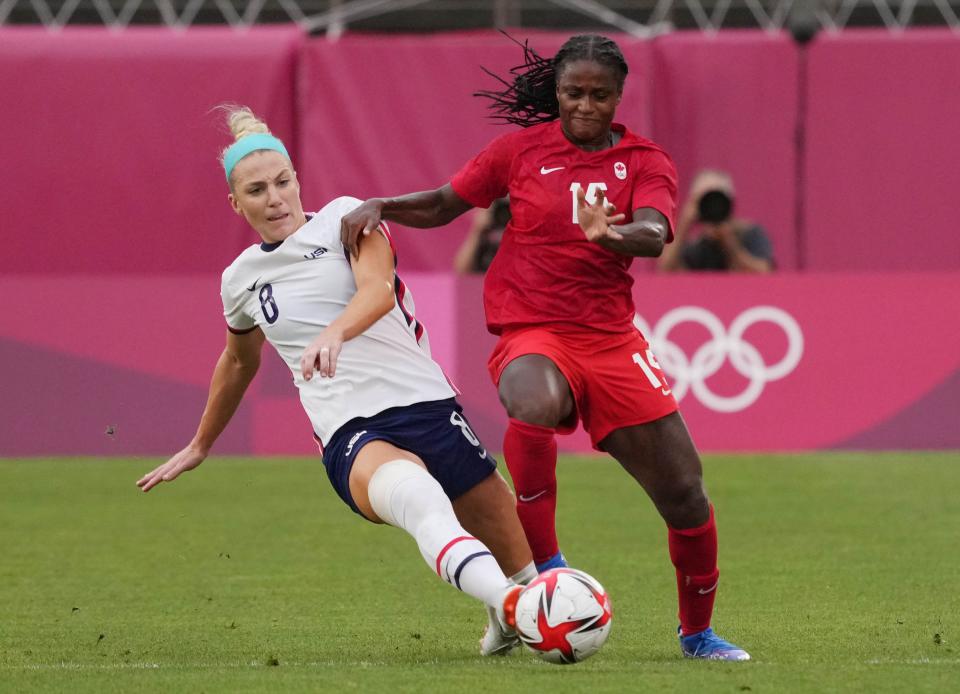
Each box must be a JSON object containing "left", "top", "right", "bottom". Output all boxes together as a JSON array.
[{"left": 569, "top": 182, "right": 609, "bottom": 224}]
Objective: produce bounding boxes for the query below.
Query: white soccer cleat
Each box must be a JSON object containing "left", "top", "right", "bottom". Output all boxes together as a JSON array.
[{"left": 479, "top": 586, "right": 522, "bottom": 656}]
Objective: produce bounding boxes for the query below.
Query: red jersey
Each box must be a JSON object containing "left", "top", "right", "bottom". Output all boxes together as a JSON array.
[{"left": 451, "top": 120, "right": 678, "bottom": 335}]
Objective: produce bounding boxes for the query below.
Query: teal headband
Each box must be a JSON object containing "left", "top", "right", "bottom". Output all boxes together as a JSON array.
[{"left": 223, "top": 133, "right": 291, "bottom": 182}]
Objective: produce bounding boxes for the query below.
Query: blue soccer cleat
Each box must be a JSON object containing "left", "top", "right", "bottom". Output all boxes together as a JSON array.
[
  {"left": 679, "top": 627, "right": 751, "bottom": 661},
  {"left": 535, "top": 551, "right": 568, "bottom": 573}
]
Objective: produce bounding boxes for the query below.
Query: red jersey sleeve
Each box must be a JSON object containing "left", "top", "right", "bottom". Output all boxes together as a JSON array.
[
  {"left": 450, "top": 131, "right": 515, "bottom": 208},
  {"left": 632, "top": 148, "right": 679, "bottom": 243}
]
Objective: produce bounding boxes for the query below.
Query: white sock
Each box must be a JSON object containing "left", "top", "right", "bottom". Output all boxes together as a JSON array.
[
  {"left": 368, "top": 459, "right": 511, "bottom": 608},
  {"left": 510, "top": 561, "right": 538, "bottom": 586}
]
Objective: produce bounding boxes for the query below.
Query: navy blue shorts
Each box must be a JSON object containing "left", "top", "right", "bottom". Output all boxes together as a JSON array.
[{"left": 322, "top": 398, "right": 498, "bottom": 517}]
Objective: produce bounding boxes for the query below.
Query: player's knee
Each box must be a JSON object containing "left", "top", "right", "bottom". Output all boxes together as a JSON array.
[
  {"left": 367, "top": 459, "right": 449, "bottom": 528},
  {"left": 482, "top": 472, "right": 523, "bottom": 509},
  {"left": 658, "top": 479, "right": 709, "bottom": 528},
  {"left": 499, "top": 389, "right": 568, "bottom": 427},
  {"left": 498, "top": 359, "right": 572, "bottom": 427}
]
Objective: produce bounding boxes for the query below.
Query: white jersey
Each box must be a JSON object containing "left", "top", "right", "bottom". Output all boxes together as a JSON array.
[{"left": 221, "top": 196, "right": 456, "bottom": 445}]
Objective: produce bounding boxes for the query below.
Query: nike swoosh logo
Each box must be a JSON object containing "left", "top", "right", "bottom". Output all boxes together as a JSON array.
[
  {"left": 697, "top": 580, "right": 719, "bottom": 595},
  {"left": 518, "top": 490, "right": 547, "bottom": 502},
  {"left": 661, "top": 387, "right": 672, "bottom": 396},
  {"left": 246, "top": 277, "right": 262, "bottom": 292},
  {"left": 540, "top": 166, "right": 564, "bottom": 175}
]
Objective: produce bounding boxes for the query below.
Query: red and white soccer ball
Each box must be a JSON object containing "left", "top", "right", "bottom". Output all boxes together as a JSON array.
[{"left": 514, "top": 567, "right": 613, "bottom": 664}]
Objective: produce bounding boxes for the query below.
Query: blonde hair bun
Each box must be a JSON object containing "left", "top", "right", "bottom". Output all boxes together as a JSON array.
[{"left": 225, "top": 105, "right": 271, "bottom": 141}]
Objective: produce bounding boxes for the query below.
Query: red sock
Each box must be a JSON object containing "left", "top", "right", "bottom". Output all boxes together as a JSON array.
[
  {"left": 668, "top": 504, "right": 720, "bottom": 636},
  {"left": 503, "top": 418, "right": 559, "bottom": 565}
]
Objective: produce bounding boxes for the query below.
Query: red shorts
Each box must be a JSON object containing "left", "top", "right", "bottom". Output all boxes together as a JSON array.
[{"left": 488, "top": 325, "right": 679, "bottom": 449}]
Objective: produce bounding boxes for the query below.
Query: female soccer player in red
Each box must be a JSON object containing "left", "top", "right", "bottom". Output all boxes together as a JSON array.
[{"left": 341, "top": 35, "right": 749, "bottom": 660}]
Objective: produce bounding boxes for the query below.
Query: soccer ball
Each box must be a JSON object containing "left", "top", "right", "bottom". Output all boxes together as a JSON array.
[{"left": 514, "top": 567, "right": 613, "bottom": 664}]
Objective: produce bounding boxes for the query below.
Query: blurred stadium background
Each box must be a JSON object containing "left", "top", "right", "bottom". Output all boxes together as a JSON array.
[{"left": 3, "top": 0, "right": 958, "bottom": 457}]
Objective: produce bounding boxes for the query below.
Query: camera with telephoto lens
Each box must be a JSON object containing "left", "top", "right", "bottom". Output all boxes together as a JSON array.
[{"left": 697, "top": 190, "right": 734, "bottom": 224}]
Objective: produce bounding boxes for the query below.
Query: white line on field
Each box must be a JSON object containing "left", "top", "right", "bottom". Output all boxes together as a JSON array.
[
  {"left": 865, "top": 658, "right": 960, "bottom": 665},
  {"left": 6, "top": 658, "right": 959, "bottom": 672},
  {"left": 0, "top": 660, "right": 398, "bottom": 671}
]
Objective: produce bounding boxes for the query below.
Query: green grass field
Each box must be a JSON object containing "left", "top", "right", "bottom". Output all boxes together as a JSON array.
[{"left": 1, "top": 453, "right": 958, "bottom": 692}]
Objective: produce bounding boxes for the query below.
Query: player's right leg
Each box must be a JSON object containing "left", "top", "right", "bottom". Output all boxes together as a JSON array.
[
  {"left": 451, "top": 469, "right": 538, "bottom": 655},
  {"left": 600, "top": 413, "right": 749, "bottom": 661},
  {"left": 349, "top": 440, "right": 522, "bottom": 625},
  {"left": 497, "top": 353, "right": 576, "bottom": 572}
]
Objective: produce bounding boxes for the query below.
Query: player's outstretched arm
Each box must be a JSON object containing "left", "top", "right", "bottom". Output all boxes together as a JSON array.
[
  {"left": 301, "top": 229, "right": 396, "bottom": 381},
  {"left": 136, "top": 328, "right": 265, "bottom": 492},
  {"left": 340, "top": 184, "right": 472, "bottom": 258},
  {"left": 601, "top": 206, "right": 671, "bottom": 258}
]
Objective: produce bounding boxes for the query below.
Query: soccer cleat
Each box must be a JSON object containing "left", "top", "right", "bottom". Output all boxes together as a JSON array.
[
  {"left": 679, "top": 627, "right": 751, "bottom": 661},
  {"left": 479, "top": 586, "right": 522, "bottom": 656},
  {"left": 535, "top": 551, "right": 568, "bottom": 573}
]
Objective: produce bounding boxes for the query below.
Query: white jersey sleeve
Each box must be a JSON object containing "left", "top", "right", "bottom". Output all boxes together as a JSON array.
[
  {"left": 221, "top": 263, "right": 258, "bottom": 333},
  {"left": 220, "top": 196, "right": 456, "bottom": 445}
]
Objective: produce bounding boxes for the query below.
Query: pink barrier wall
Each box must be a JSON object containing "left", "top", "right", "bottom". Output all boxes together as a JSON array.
[
  {"left": 0, "top": 27, "right": 302, "bottom": 276},
  {"left": 2, "top": 273, "right": 958, "bottom": 456},
  {"left": 629, "top": 273, "right": 960, "bottom": 450},
  {"left": 804, "top": 30, "right": 960, "bottom": 271},
  {"left": 452, "top": 273, "right": 960, "bottom": 452},
  {"left": 2, "top": 28, "right": 959, "bottom": 456}
]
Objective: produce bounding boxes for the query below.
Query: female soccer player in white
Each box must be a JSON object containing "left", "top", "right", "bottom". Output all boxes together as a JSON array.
[{"left": 136, "top": 107, "right": 535, "bottom": 655}]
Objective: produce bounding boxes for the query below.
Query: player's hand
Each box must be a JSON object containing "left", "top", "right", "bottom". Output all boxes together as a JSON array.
[
  {"left": 137, "top": 444, "right": 207, "bottom": 492},
  {"left": 340, "top": 200, "right": 384, "bottom": 259},
  {"left": 301, "top": 329, "right": 345, "bottom": 381},
  {"left": 577, "top": 187, "right": 626, "bottom": 243}
]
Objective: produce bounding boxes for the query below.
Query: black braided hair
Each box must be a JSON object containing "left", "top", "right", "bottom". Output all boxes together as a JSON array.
[{"left": 475, "top": 33, "right": 629, "bottom": 128}]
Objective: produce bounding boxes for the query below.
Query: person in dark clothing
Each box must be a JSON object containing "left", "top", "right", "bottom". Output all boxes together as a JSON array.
[{"left": 658, "top": 169, "right": 773, "bottom": 273}]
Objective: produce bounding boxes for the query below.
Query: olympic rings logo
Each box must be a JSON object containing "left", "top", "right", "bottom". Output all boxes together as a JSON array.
[{"left": 633, "top": 306, "right": 804, "bottom": 413}]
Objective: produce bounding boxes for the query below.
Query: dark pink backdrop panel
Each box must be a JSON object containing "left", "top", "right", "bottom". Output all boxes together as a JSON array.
[
  {"left": 805, "top": 30, "right": 960, "bottom": 271},
  {"left": 297, "top": 32, "right": 653, "bottom": 271},
  {"left": 649, "top": 31, "right": 799, "bottom": 269},
  {"left": 0, "top": 27, "right": 301, "bottom": 275}
]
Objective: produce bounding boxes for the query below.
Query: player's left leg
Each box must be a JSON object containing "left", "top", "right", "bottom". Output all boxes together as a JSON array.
[
  {"left": 350, "top": 440, "right": 521, "bottom": 625},
  {"left": 599, "top": 413, "right": 749, "bottom": 661},
  {"left": 452, "top": 469, "right": 534, "bottom": 577}
]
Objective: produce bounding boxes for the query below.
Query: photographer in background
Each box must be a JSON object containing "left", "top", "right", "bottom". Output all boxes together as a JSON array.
[
  {"left": 453, "top": 197, "right": 510, "bottom": 274},
  {"left": 658, "top": 169, "right": 774, "bottom": 273}
]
